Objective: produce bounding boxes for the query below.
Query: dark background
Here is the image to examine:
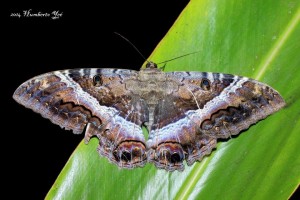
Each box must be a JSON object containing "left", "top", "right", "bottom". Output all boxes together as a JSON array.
[{"left": 4, "top": 1, "right": 189, "bottom": 199}]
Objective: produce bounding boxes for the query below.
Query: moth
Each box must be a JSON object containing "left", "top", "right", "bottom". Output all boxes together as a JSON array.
[{"left": 13, "top": 62, "right": 285, "bottom": 171}]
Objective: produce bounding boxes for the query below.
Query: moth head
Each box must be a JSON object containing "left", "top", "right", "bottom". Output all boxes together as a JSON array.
[
  {"left": 150, "top": 142, "right": 185, "bottom": 171},
  {"left": 145, "top": 61, "right": 158, "bottom": 69},
  {"left": 112, "top": 141, "right": 147, "bottom": 168}
]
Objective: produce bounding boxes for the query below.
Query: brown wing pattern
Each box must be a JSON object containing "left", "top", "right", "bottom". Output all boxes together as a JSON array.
[
  {"left": 147, "top": 72, "right": 285, "bottom": 171},
  {"left": 13, "top": 68, "right": 285, "bottom": 172},
  {"left": 13, "top": 69, "right": 148, "bottom": 168}
]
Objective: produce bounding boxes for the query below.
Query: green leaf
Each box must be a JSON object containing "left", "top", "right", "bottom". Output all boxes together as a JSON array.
[{"left": 46, "top": 0, "right": 300, "bottom": 199}]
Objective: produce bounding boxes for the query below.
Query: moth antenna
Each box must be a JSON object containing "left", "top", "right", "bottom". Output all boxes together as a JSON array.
[
  {"left": 157, "top": 51, "right": 201, "bottom": 65},
  {"left": 114, "top": 32, "right": 150, "bottom": 64}
]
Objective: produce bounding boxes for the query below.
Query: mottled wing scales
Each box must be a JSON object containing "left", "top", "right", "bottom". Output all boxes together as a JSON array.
[
  {"left": 13, "top": 69, "right": 148, "bottom": 169},
  {"left": 147, "top": 72, "right": 285, "bottom": 170},
  {"left": 14, "top": 73, "right": 91, "bottom": 134},
  {"left": 199, "top": 79, "right": 285, "bottom": 138},
  {"left": 13, "top": 66, "right": 285, "bottom": 172}
]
